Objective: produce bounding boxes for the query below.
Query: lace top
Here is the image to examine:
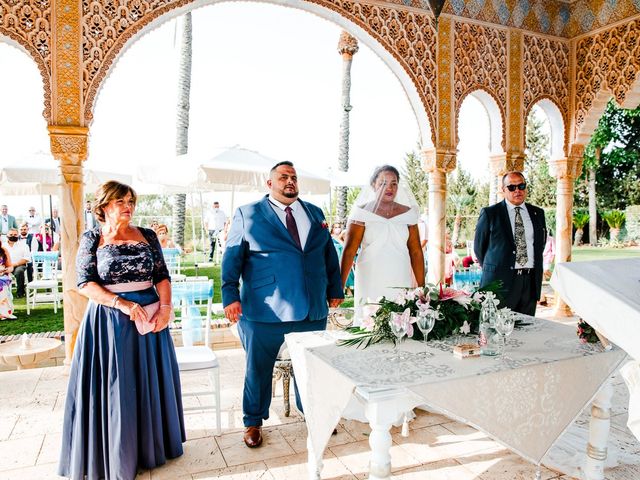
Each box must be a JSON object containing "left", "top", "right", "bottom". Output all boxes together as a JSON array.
[{"left": 76, "top": 227, "right": 170, "bottom": 287}]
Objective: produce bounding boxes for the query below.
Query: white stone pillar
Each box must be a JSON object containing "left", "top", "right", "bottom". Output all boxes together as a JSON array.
[
  {"left": 49, "top": 125, "right": 89, "bottom": 366},
  {"left": 549, "top": 145, "right": 583, "bottom": 317},
  {"left": 423, "top": 147, "right": 456, "bottom": 285}
]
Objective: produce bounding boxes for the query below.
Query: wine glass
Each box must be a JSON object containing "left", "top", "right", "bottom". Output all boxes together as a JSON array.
[
  {"left": 389, "top": 314, "right": 408, "bottom": 362},
  {"left": 416, "top": 311, "right": 436, "bottom": 357},
  {"left": 495, "top": 311, "right": 515, "bottom": 363}
]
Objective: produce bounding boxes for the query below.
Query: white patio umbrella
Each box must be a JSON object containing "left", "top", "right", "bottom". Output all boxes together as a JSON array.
[
  {"left": 0, "top": 153, "right": 133, "bottom": 195},
  {"left": 0, "top": 153, "right": 132, "bottom": 223},
  {"left": 137, "top": 146, "right": 331, "bottom": 203}
]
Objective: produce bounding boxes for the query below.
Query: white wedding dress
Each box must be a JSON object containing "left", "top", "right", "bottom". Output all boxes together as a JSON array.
[{"left": 350, "top": 206, "right": 419, "bottom": 318}]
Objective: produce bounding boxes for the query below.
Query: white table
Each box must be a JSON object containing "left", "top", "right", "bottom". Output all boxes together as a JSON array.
[
  {"left": 286, "top": 318, "right": 626, "bottom": 480},
  {"left": 552, "top": 259, "right": 640, "bottom": 466}
]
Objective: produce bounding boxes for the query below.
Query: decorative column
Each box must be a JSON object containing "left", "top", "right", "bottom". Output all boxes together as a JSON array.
[
  {"left": 423, "top": 15, "right": 456, "bottom": 285},
  {"left": 336, "top": 31, "right": 359, "bottom": 224},
  {"left": 423, "top": 148, "right": 456, "bottom": 285},
  {"left": 50, "top": 0, "right": 87, "bottom": 365},
  {"left": 548, "top": 144, "right": 583, "bottom": 317},
  {"left": 49, "top": 126, "right": 89, "bottom": 365},
  {"left": 501, "top": 30, "right": 526, "bottom": 196}
]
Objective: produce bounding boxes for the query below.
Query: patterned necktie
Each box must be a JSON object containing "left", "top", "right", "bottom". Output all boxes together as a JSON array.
[
  {"left": 284, "top": 206, "right": 302, "bottom": 249},
  {"left": 514, "top": 206, "right": 528, "bottom": 265}
]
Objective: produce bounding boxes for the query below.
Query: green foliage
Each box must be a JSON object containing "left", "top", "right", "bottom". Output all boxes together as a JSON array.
[
  {"left": 524, "top": 109, "right": 556, "bottom": 207},
  {"left": 402, "top": 148, "right": 429, "bottom": 210},
  {"left": 323, "top": 187, "right": 361, "bottom": 224},
  {"left": 577, "top": 319, "right": 600, "bottom": 344},
  {"left": 576, "top": 100, "right": 640, "bottom": 210},
  {"left": 572, "top": 211, "right": 590, "bottom": 229},
  {"left": 338, "top": 282, "right": 504, "bottom": 349},
  {"left": 601, "top": 209, "right": 626, "bottom": 229}
]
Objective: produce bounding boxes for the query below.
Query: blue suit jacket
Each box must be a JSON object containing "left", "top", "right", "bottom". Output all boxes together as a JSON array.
[
  {"left": 221, "top": 195, "right": 343, "bottom": 323},
  {"left": 474, "top": 200, "right": 547, "bottom": 299}
]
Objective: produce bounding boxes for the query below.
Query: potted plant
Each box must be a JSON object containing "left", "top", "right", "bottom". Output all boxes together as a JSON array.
[
  {"left": 602, "top": 210, "right": 626, "bottom": 241},
  {"left": 572, "top": 212, "right": 590, "bottom": 246}
]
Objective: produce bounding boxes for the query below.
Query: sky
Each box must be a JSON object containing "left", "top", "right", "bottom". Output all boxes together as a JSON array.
[{"left": 0, "top": 2, "right": 532, "bottom": 218}]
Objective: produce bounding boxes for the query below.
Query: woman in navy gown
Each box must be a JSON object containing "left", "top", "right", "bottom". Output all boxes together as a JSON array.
[{"left": 59, "top": 181, "right": 185, "bottom": 479}]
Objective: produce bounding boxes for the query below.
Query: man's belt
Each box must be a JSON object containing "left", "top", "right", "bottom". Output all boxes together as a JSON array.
[{"left": 515, "top": 268, "right": 533, "bottom": 275}]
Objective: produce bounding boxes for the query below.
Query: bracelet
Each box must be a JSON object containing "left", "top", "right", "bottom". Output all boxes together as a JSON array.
[
  {"left": 160, "top": 304, "right": 172, "bottom": 309},
  {"left": 110, "top": 295, "right": 119, "bottom": 308}
]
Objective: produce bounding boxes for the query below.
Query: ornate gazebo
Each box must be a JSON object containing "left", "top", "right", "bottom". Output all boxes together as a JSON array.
[{"left": 1, "top": 0, "right": 639, "bottom": 363}]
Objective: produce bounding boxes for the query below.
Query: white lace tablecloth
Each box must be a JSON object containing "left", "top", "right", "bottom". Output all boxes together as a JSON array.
[
  {"left": 552, "top": 258, "right": 640, "bottom": 440},
  {"left": 286, "top": 318, "right": 626, "bottom": 466}
]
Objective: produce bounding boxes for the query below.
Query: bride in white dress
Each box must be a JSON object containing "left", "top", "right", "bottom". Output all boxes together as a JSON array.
[{"left": 340, "top": 165, "right": 425, "bottom": 318}]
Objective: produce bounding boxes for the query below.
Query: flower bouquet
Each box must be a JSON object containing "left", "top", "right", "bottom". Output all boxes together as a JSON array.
[{"left": 338, "top": 282, "right": 506, "bottom": 349}]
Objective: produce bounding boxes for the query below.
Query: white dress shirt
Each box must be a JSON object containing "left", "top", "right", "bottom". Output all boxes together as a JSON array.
[
  {"left": 268, "top": 195, "right": 311, "bottom": 249},
  {"left": 205, "top": 209, "right": 228, "bottom": 232},
  {"left": 6, "top": 241, "right": 31, "bottom": 265},
  {"left": 1, "top": 216, "right": 9, "bottom": 235},
  {"left": 505, "top": 199, "right": 535, "bottom": 269},
  {"left": 26, "top": 214, "right": 41, "bottom": 234}
]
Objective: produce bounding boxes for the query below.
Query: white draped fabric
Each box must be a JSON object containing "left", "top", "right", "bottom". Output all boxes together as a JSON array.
[
  {"left": 286, "top": 318, "right": 626, "bottom": 474},
  {"left": 552, "top": 258, "right": 640, "bottom": 440}
]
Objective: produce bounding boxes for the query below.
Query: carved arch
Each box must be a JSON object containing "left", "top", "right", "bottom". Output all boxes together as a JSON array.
[
  {"left": 573, "top": 17, "right": 640, "bottom": 143},
  {"left": 82, "top": 0, "right": 436, "bottom": 144},
  {"left": 455, "top": 87, "right": 505, "bottom": 154},
  {"left": 525, "top": 96, "right": 566, "bottom": 160},
  {"left": 0, "top": 31, "right": 51, "bottom": 120}
]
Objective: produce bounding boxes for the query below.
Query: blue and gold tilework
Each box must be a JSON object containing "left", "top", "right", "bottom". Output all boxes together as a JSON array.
[{"left": 429, "top": 0, "right": 640, "bottom": 37}]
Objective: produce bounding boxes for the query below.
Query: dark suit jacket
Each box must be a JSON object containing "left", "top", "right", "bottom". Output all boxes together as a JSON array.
[
  {"left": 222, "top": 195, "right": 343, "bottom": 323},
  {"left": 47, "top": 217, "right": 62, "bottom": 233},
  {"left": 474, "top": 200, "right": 547, "bottom": 299}
]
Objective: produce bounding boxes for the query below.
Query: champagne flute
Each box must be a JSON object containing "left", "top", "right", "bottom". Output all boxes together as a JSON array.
[
  {"left": 389, "top": 314, "right": 407, "bottom": 362},
  {"left": 416, "top": 311, "right": 436, "bottom": 357},
  {"left": 495, "top": 311, "right": 515, "bottom": 363}
]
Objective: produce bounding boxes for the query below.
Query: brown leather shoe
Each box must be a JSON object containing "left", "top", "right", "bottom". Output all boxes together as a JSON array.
[{"left": 243, "top": 426, "right": 263, "bottom": 448}]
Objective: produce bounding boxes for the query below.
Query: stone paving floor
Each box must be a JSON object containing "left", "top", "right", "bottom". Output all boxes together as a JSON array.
[{"left": 1, "top": 308, "right": 639, "bottom": 479}]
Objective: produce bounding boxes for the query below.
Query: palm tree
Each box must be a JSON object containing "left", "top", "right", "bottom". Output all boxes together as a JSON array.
[
  {"left": 572, "top": 211, "right": 589, "bottom": 246},
  {"left": 450, "top": 187, "right": 475, "bottom": 247},
  {"left": 336, "top": 31, "right": 358, "bottom": 224},
  {"left": 172, "top": 12, "right": 193, "bottom": 248},
  {"left": 602, "top": 210, "right": 626, "bottom": 242}
]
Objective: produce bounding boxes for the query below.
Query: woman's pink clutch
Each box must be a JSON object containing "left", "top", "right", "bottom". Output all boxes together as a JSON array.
[{"left": 136, "top": 302, "right": 173, "bottom": 335}]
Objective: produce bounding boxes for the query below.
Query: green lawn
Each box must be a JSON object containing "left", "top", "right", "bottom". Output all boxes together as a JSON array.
[{"left": 1, "top": 247, "right": 638, "bottom": 336}]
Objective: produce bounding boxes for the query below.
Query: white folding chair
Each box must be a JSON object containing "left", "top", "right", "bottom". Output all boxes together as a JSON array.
[
  {"left": 26, "top": 252, "right": 61, "bottom": 314},
  {"left": 162, "top": 248, "right": 187, "bottom": 282},
  {"left": 172, "top": 279, "right": 221, "bottom": 434}
]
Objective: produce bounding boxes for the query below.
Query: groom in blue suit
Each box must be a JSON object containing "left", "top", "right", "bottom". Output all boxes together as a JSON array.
[{"left": 222, "top": 161, "right": 343, "bottom": 448}]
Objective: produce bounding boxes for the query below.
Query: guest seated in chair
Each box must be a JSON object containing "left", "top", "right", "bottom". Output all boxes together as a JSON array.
[
  {"left": 5, "top": 228, "right": 30, "bottom": 298},
  {"left": 31, "top": 223, "right": 59, "bottom": 252},
  {"left": 0, "top": 239, "right": 16, "bottom": 319},
  {"left": 155, "top": 224, "right": 180, "bottom": 250}
]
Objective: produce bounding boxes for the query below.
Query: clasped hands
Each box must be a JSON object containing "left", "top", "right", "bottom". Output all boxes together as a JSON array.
[
  {"left": 224, "top": 298, "right": 343, "bottom": 323},
  {"left": 117, "top": 298, "right": 171, "bottom": 333}
]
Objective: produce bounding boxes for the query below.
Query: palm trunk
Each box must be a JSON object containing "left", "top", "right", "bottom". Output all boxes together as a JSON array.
[
  {"left": 588, "top": 166, "right": 597, "bottom": 246},
  {"left": 451, "top": 212, "right": 462, "bottom": 247},
  {"left": 172, "top": 13, "right": 193, "bottom": 248},
  {"left": 337, "top": 32, "right": 358, "bottom": 224},
  {"left": 574, "top": 228, "right": 583, "bottom": 247}
]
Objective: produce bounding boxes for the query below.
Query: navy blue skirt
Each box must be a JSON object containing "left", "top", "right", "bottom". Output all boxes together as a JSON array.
[{"left": 58, "top": 288, "right": 186, "bottom": 479}]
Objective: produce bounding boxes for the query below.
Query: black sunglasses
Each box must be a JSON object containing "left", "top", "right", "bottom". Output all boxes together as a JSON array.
[{"left": 505, "top": 183, "right": 527, "bottom": 192}]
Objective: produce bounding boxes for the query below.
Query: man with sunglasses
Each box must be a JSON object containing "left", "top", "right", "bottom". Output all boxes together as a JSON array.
[{"left": 474, "top": 171, "right": 547, "bottom": 316}]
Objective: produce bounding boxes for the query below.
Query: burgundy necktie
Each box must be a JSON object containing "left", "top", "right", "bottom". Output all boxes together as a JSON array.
[{"left": 284, "top": 206, "right": 302, "bottom": 249}]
